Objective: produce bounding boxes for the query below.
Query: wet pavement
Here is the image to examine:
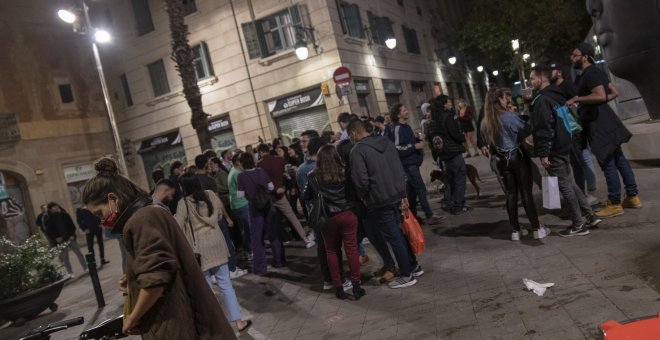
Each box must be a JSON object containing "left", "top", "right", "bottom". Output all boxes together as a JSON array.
[{"left": 2, "top": 155, "right": 660, "bottom": 339}]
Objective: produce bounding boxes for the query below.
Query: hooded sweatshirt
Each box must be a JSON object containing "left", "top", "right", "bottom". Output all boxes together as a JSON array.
[
  {"left": 390, "top": 122, "right": 424, "bottom": 166},
  {"left": 530, "top": 84, "right": 572, "bottom": 157},
  {"left": 349, "top": 135, "right": 406, "bottom": 210}
]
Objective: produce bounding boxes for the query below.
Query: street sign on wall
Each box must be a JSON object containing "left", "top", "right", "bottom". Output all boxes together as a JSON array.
[{"left": 333, "top": 67, "right": 353, "bottom": 84}]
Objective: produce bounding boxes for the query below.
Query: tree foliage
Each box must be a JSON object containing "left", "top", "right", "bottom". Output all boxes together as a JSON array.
[
  {"left": 460, "top": 0, "right": 592, "bottom": 77},
  {"left": 163, "top": 0, "right": 212, "bottom": 152}
]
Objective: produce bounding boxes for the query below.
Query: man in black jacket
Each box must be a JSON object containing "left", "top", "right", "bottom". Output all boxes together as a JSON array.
[
  {"left": 529, "top": 66, "right": 599, "bottom": 237},
  {"left": 426, "top": 95, "right": 468, "bottom": 214},
  {"left": 76, "top": 207, "right": 109, "bottom": 265},
  {"left": 45, "top": 202, "right": 88, "bottom": 275},
  {"left": 348, "top": 119, "right": 422, "bottom": 289}
]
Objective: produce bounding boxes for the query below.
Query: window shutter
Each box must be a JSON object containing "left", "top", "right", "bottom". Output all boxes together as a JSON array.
[
  {"left": 202, "top": 42, "right": 215, "bottom": 76},
  {"left": 343, "top": 4, "right": 364, "bottom": 38},
  {"left": 375, "top": 16, "right": 392, "bottom": 45},
  {"left": 131, "top": 0, "right": 154, "bottom": 36},
  {"left": 367, "top": 11, "right": 379, "bottom": 44},
  {"left": 336, "top": 0, "right": 348, "bottom": 34},
  {"left": 241, "top": 22, "right": 262, "bottom": 59}
]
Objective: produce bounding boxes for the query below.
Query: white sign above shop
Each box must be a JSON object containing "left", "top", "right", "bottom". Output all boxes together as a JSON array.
[{"left": 63, "top": 164, "right": 95, "bottom": 184}]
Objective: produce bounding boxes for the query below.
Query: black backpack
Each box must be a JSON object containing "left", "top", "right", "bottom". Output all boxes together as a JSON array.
[{"left": 247, "top": 172, "right": 271, "bottom": 215}]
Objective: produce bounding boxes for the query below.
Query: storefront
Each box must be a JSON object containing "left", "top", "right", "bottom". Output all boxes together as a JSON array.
[
  {"left": 383, "top": 80, "right": 403, "bottom": 109},
  {"left": 208, "top": 115, "right": 237, "bottom": 153},
  {"left": 138, "top": 130, "right": 186, "bottom": 189},
  {"left": 268, "top": 87, "right": 329, "bottom": 144},
  {"left": 0, "top": 171, "right": 31, "bottom": 244}
]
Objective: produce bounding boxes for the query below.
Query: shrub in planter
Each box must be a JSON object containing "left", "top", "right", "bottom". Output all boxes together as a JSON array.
[{"left": 0, "top": 236, "right": 65, "bottom": 300}]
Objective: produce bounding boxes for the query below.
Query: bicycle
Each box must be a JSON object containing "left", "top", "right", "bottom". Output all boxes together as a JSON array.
[{"left": 18, "top": 315, "right": 125, "bottom": 340}]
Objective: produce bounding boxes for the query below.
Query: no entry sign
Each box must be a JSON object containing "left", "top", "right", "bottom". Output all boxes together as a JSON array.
[{"left": 333, "top": 66, "right": 352, "bottom": 84}]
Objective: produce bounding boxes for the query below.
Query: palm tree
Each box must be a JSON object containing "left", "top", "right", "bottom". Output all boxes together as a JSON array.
[{"left": 163, "top": 0, "right": 212, "bottom": 151}]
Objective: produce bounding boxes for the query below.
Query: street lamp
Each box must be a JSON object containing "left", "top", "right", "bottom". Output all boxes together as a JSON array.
[
  {"left": 448, "top": 56, "right": 457, "bottom": 65},
  {"left": 531, "top": 62, "right": 536, "bottom": 68},
  {"left": 477, "top": 65, "right": 484, "bottom": 72},
  {"left": 492, "top": 70, "right": 499, "bottom": 76},
  {"left": 511, "top": 39, "right": 520, "bottom": 52},
  {"left": 510, "top": 38, "right": 527, "bottom": 89},
  {"left": 57, "top": 2, "right": 127, "bottom": 175},
  {"left": 522, "top": 53, "right": 530, "bottom": 61},
  {"left": 293, "top": 25, "right": 320, "bottom": 61},
  {"left": 385, "top": 37, "right": 397, "bottom": 50}
]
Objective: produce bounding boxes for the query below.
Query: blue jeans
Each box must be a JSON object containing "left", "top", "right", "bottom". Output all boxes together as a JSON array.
[
  {"left": 250, "top": 206, "right": 285, "bottom": 275},
  {"left": 582, "top": 148, "right": 597, "bottom": 192},
  {"left": 597, "top": 147, "right": 638, "bottom": 204},
  {"left": 365, "top": 205, "right": 417, "bottom": 276},
  {"left": 218, "top": 219, "right": 236, "bottom": 272},
  {"left": 204, "top": 264, "right": 241, "bottom": 321},
  {"left": 404, "top": 165, "right": 434, "bottom": 218},
  {"left": 443, "top": 154, "right": 467, "bottom": 210},
  {"left": 233, "top": 206, "right": 252, "bottom": 253}
]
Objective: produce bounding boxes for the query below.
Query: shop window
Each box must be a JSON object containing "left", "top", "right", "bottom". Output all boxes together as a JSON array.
[
  {"left": 131, "top": 0, "right": 154, "bottom": 36},
  {"left": 58, "top": 84, "right": 74, "bottom": 104},
  {"left": 192, "top": 42, "right": 214, "bottom": 80},
  {"left": 402, "top": 26, "right": 420, "bottom": 54},
  {"left": 183, "top": 0, "right": 197, "bottom": 16},
  {"left": 147, "top": 59, "right": 170, "bottom": 97},
  {"left": 120, "top": 74, "right": 133, "bottom": 107},
  {"left": 366, "top": 12, "right": 394, "bottom": 46},
  {"left": 241, "top": 6, "right": 303, "bottom": 59},
  {"left": 337, "top": 2, "right": 364, "bottom": 38}
]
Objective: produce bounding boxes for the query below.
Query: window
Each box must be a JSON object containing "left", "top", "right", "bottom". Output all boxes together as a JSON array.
[
  {"left": 241, "top": 6, "right": 303, "bottom": 59},
  {"left": 120, "top": 74, "right": 133, "bottom": 107},
  {"left": 192, "top": 42, "right": 214, "bottom": 80},
  {"left": 337, "top": 2, "right": 364, "bottom": 38},
  {"left": 183, "top": 0, "right": 197, "bottom": 16},
  {"left": 58, "top": 84, "right": 74, "bottom": 103},
  {"left": 131, "top": 0, "right": 154, "bottom": 36},
  {"left": 147, "top": 59, "right": 170, "bottom": 97},
  {"left": 402, "top": 26, "right": 420, "bottom": 54},
  {"left": 367, "top": 12, "right": 394, "bottom": 46}
]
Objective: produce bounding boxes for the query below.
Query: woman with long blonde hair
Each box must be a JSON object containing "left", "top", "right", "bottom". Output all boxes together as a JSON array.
[{"left": 482, "top": 88, "right": 548, "bottom": 241}]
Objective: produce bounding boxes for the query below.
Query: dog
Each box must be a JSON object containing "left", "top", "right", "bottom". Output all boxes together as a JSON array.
[{"left": 430, "top": 164, "right": 482, "bottom": 199}]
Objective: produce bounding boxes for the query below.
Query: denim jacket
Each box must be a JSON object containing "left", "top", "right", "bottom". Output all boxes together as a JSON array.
[{"left": 495, "top": 111, "right": 532, "bottom": 152}]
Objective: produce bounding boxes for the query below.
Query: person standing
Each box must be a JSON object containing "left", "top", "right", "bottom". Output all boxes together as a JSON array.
[
  {"left": 175, "top": 173, "right": 252, "bottom": 333},
  {"left": 389, "top": 103, "right": 444, "bottom": 225},
  {"left": 529, "top": 65, "right": 600, "bottom": 237},
  {"left": 228, "top": 153, "right": 252, "bottom": 256},
  {"left": 36, "top": 204, "right": 55, "bottom": 247},
  {"left": 481, "top": 88, "right": 550, "bottom": 240},
  {"left": 82, "top": 158, "right": 237, "bottom": 338},
  {"left": 304, "top": 145, "right": 365, "bottom": 300},
  {"left": 348, "top": 119, "right": 423, "bottom": 289},
  {"left": 76, "top": 207, "right": 109, "bottom": 265},
  {"left": 45, "top": 202, "right": 88, "bottom": 276},
  {"left": 457, "top": 98, "right": 480, "bottom": 157},
  {"left": 567, "top": 43, "right": 642, "bottom": 218}
]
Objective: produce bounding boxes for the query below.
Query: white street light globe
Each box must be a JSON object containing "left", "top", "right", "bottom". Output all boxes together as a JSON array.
[
  {"left": 448, "top": 56, "right": 457, "bottom": 65},
  {"left": 57, "top": 9, "right": 77, "bottom": 24},
  {"left": 476, "top": 65, "right": 484, "bottom": 72},
  {"left": 94, "top": 30, "right": 112, "bottom": 43},
  {"left": 531, "top": 62, "right": 536, "bottom": 68},
  {"left": 492, "top": 70, "right": 499, "bottom": 76},
  {"left": 523, "top": 53, "right": 530, "bottom": 61},
  {"left": 511, "top": 39, "right": 519, "bottom": 51},
  {"left": 295, "top": 46, "right": 309, "bottom": 60},
  {"left": 385, "top": 38, "right": 397, "bottom": 49}
]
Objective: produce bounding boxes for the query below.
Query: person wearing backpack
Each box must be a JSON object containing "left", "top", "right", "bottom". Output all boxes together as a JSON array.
[
  {"left": 529, "top": 65, "right": 600, "bottom": 237},
  {"left": 237, "top": 152, "right": 285, "bottom": 275}
]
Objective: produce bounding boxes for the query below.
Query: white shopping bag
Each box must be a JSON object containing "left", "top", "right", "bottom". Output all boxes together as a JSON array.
[{"left": 542, "top": 175, "right": 561, "bottom": 209}]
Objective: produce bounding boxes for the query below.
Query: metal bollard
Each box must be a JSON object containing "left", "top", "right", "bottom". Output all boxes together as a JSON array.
[{"left": 85, "top": 253, "right": 106, "bottom": 308}]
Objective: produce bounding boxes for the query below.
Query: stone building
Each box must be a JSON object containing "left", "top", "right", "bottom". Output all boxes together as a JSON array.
[
  {"left": 97, "top": 0, "right": 484, "bottom": 189},
  {"left": 0, "top": 1, "right": 116, "bottom": 243}
]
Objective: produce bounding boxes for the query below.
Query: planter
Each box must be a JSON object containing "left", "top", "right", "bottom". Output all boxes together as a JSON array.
[{"left": 0, "top": 275, "right": 70, "bottom": 326}]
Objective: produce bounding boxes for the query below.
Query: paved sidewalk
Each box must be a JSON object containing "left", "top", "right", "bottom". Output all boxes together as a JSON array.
[{"left": 3, "top": 155, "right": 660, "bottom": 339}]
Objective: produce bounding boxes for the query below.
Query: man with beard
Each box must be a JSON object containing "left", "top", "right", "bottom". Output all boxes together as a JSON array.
[
  {"left": 566, "top": 43, "right": 641, "bottom": 219},
  {"left": 152, "top": 179, "right": 177, "bottom": 211}
]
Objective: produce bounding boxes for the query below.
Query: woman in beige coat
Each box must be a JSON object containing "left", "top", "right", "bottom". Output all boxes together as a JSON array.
[{"left": 175, "top": 172, "right": 252, "bottom": 333}]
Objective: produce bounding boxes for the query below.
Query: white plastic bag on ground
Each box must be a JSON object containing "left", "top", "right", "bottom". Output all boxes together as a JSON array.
[
  {"left": 522, "top": 278, "right": 555, "bottom": 296},
  {"left": 542, "top": 175, "right": 561, "bottom": 209}
]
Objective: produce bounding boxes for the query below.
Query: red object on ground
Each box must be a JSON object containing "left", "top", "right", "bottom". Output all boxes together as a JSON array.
[{"left": 600, "top": 311, "right": 660, "bottom": 339}]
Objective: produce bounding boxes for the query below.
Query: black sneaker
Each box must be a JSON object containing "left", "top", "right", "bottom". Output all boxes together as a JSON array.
[
  {"left": 587, "top": 214, "right": 602, "bottom": 228},
  {"left": 559, "top": 224, "right": 590, "bottom": 237},
  {"left": 412, "top": 265, "right": 425, "bottom": 277},
  {"left": 451, "top": 206, "right": 472, "bottom": 215}
]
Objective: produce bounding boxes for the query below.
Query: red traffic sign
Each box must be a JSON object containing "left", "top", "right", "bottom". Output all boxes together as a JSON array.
[{"left": 333, "top": 66, "right": 352, "bottom": 84}]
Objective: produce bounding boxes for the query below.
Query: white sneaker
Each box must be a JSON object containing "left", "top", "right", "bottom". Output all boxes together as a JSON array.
[
  {"left": 511, "top": 231, "right": 520, "bottom": 241},
  {"left": 533, "top": 226, "right": 551, "bottom": 240},
  {"left": 307, "top": 230, "right": 316, "bottom": 242},
  {"left": 361, "top": 237, "right": 370, "bottom": 245},
  {"left": 230, "top": 268, "right": 248, "bottom": 279},
  {"left": 323, "top": 281, "right": 333, "bottom": 290},
  {"left": 305, "top": 240, "right": 316, "bottom": 249},
  {"left": 342, "top": 279, "right": 353, "bottom": 291}
]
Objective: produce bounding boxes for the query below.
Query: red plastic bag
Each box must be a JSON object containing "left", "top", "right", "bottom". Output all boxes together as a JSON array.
[{"left": 401, "top": 209, "right": 425, "bottom": 255}]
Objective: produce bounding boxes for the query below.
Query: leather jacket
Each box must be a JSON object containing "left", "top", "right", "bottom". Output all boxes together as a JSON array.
[{"left": 303, "top": 172, "right": 353, "bottom": 215}]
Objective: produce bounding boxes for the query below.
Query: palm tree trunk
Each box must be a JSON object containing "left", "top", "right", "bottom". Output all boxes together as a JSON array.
[{"left": 163, "top": 0, "right": 212, "bottom": 152}]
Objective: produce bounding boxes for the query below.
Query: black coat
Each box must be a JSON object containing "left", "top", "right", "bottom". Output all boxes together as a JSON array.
[
  {"left": 530, "top": 85, "right": 573, "bottom": 158},
  {"left": 45, "top": 211, "right": 77, "bottom": 242},
  {"left": 76, "top": 208, "right": 102, "bottom": 233},
  {"left": 303, "top": 172, "right": 353, "bottom": 215},
  {"left": 426, "top": 108, "right": 465, "bottom": 158}
]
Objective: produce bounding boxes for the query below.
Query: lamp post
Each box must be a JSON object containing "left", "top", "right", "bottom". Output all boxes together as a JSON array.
[
  {"left": 511, "top": 39, "right": 527, "bottom": 89},
  {"left": 57, "top": 2, "right": 127, "bottom": 176}
]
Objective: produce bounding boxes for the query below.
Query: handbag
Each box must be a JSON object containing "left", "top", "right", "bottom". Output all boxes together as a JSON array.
[
  {"left": 307, "top": 176, "right": 328, "bottom": 230},
  {"left": 183, "top": 197, "right": 202, "bottom": 267},
  {"left": 401, "top": 208, "right": 425, "bottom": 255},
  {"left": 542, "top": 171, "right": 561, "bottom": 210}
]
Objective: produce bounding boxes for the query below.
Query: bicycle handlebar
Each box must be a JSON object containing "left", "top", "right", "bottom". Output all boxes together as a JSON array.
[{"left": 18, "top": 317, "right": 85, "bottom": 340}]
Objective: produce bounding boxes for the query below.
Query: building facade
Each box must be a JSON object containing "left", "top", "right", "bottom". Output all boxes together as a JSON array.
[
  {"left": 102, "top": 0, "right": 485, "bottom": 189},
  {"left": 0, "top": 1, "right": 116, "bottom": 243}
]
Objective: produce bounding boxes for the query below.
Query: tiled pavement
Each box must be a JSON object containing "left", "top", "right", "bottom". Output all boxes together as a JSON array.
[{"left": 3, "top": 155, "right": 660, "bottom": 339}]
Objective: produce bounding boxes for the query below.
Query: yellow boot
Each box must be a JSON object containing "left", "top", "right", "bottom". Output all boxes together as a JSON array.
[
  {"left": 622, "top": 195, "right": 643, "bottom": 209},
  {"left": 595, "top": 200, "right": 624, "bottom": 218}
]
